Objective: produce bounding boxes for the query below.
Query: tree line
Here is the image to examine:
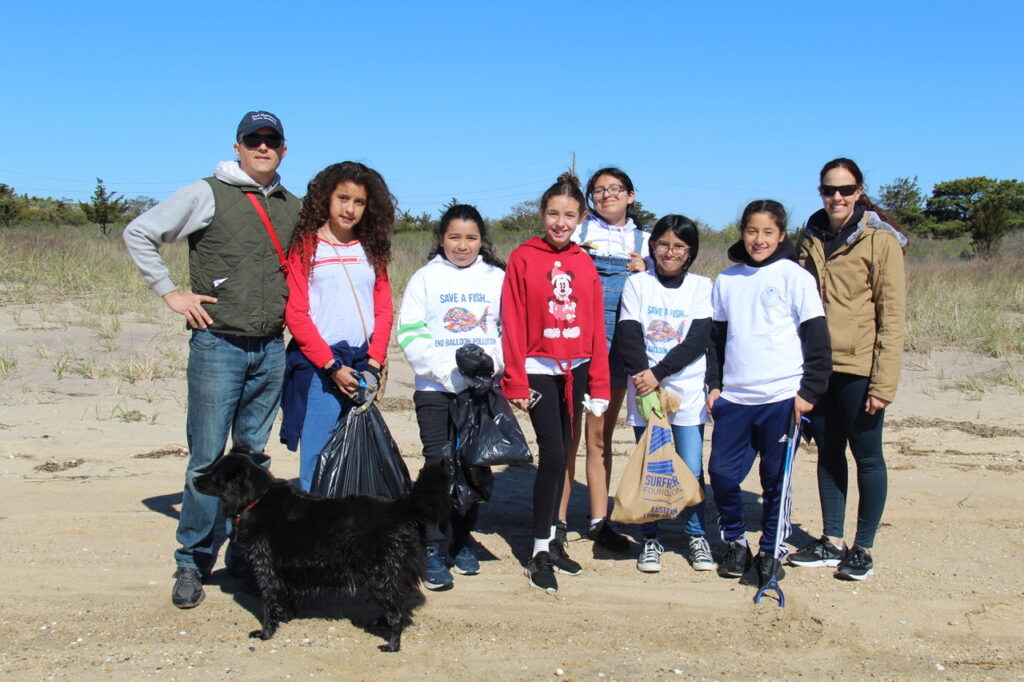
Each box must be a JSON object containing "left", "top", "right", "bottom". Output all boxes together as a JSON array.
[{"left": 3, "top": 175, "right": 1022, "bottom": 257}]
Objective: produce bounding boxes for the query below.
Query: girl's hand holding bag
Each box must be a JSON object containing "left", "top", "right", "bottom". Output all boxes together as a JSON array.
[{"left": 611, "top": 388, "right": 704, "bottom": 525}]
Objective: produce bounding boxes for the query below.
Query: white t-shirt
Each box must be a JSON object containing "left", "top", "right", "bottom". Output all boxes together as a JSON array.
[
  {"left": 619, "top": 271, "right": 713, "bottom": 426},
  {"left": 309, "top": 239, "right": 375, "bottom": 347},
  {"left": 712, "top": 258, "right": 824, "bottom": 405}
]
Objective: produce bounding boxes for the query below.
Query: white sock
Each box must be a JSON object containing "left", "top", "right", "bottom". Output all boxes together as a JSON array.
[
  {"left": 731, "top": 537, "right": 748, "bottom": 547},
  {"left": 589, "top": 517, "right": 605, "bottom": 529},
  {"left": 533, "top": 537, "right": 550, "bottom": 557},
  {"left": 548, "top": 525, "right": 557, "bottom": 542}
]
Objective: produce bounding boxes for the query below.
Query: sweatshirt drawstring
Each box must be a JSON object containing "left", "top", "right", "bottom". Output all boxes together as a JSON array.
[{"left": 556, "top": 359, "right": 575, "bottom": 439}]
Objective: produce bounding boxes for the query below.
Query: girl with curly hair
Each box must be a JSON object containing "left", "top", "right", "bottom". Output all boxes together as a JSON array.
[{"left": 279, "top": 162, "right": 396, "bottom": 491}]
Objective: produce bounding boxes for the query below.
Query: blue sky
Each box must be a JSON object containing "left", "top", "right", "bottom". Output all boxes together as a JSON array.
[{"left": 2, "top": 1, "right": 1021, "bottom": 229}]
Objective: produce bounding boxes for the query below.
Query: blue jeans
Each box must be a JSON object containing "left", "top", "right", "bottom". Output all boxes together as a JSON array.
[
  {"left": 176, "top": 329, "right": 284, "bottom": 572},
  {"left": 298, "top": 371, "right": 356, "bottom": 491},
  {"left": 633, "top": 424, "right": 708, "bottom": 538}
]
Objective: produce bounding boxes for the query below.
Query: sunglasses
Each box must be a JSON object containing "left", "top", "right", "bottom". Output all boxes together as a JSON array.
[
  {"left": 819, "top": 184, "right": 859, "bottom": 197},
  {"left": 240, "top": 133, "right": 284, "bottom": 150}
]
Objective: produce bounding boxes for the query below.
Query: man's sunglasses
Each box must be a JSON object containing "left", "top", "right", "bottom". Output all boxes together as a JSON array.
[
  {"left": 818, "top": 184, "right": 859, "bottom": 197},
  {"left": 240, "top": 133, "right": 284, "bottom": 150}
]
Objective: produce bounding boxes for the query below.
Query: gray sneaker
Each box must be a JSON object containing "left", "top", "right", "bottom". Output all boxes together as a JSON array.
[
  {"left": 171, "top": 567, "right": 205, "bottom": 609},
  {"left": 687, "top": 536, "right": 717, "bottom": 571}
]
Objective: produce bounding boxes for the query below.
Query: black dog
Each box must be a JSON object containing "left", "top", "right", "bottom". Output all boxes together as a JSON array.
[{"left": 194, "top": 453, "right": 448, "bottom": 652}]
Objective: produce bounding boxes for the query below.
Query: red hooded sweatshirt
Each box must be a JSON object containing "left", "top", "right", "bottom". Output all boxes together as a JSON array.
[{"left": 500, "top": 236, "right": 610, "bottom": 402}]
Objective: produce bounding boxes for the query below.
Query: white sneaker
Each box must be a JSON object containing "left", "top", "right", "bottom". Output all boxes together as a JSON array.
[
  {"left": 688, "top": 536, "right": 717, "bottom": 571},
  {"left": 637, "top": 538, "right": 664, "bottom": 573}
]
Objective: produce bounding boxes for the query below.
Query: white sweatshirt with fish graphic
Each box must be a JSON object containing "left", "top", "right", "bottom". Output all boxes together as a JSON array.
[{"left": 398, "top": 254, "right": 505, "bottom": 393}]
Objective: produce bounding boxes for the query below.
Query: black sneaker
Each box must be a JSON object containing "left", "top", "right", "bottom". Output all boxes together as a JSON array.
[
  {"left": 788, "top": 536, "right": 846, "bottom": 567},
  {"left": 171, "top": 567, "right": 205, "bottom": 609},
  {"left": 739, "top": 552, "right": 786, "bottom": 587},
  {"left": 717, "top": 541, "right": 753, "bottom": 579},
  {"left": 526, "top": 551, "right": 558, "bottom": 592},
  {"left": 548, "top": 538, "right": 583, "bottom": 575},
  {"left": 423, "top": 544, "right": 454, "bottom": 591},
  {"left": 835, "top": 545, "right": 874, "bottom": 581},
  {"left": 586, "top": 519, "right": 630, "bottom": 553}
]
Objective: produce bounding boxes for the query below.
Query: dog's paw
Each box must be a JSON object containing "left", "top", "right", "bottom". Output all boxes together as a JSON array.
[
  {"left": 249, "top": 628, "right": 275, "bottom": 640},
  {"left": 378, "top": 643, "right": 400, "bottom": 653}
]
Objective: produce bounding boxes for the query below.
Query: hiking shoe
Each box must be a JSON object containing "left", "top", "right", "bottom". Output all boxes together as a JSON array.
[
  {"left": 171, "top": 567, "right": 205, "bottom": 609},
  {"left": 835, "top": 546, "right": 874, "bottom": 581},
  {"left": 449, "top": 544, "right": 480, "bottom": 576},
  {"left": 687, "top": 536, "right": 717, "bottom": 571},
  {"left": 548, "top": 538, "right": 583, "bottom": 576},
  {"left": 717, "top": 541, "right": 753, "bottom": 579},
  {"left": 526, "top": 551, "right": 558, "bottom": 592},
  {"left": 637, "top": 538, "right": 664, "bottom": 573},
  {"left": 739, "top": 552, "right": 786, "bottom": 587},
  {"left": 788, "top": 536, "right": 846, "bottom": 567},
  {"left": 586, "top": 519, "right": 630, "bottom": 552},
  {"left": 423, "top": 544, "right": 454, "bottom": 591}
]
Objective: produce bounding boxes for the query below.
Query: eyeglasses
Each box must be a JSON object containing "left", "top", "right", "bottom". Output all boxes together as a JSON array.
[
  {"left": 591, "top": 185, "right": 628, "bottom": 198},
  {"left": 819, "top": 184, "right": 859, "bottom": 197},
  {"left": 653, "top": 242, "right": 690, "bottom": 255},
  {"left": 240, "top": 133, "right": 284, "bottom": 150}
]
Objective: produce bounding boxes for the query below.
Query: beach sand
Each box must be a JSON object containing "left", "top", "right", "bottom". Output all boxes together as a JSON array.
[{"left": 1, "top": 303, "right": 1022, "bottom": 680}]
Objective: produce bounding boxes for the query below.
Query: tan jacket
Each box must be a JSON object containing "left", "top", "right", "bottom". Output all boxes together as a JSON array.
[{"left": 796, "top": 211, "right": 906, "bottom": 402}]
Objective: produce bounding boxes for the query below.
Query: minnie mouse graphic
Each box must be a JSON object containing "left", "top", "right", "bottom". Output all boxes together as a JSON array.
[{"left": 544, "top": 261, "right": 581, "bottom": 339}]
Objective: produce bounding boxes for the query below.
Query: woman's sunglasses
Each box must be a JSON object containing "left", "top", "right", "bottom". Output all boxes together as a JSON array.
[
  {"left": 818, "top": 184, "right": 859, "bottom": 197},
  {"left": 240, "top": 133, "right": 284, "bottom": 150}
]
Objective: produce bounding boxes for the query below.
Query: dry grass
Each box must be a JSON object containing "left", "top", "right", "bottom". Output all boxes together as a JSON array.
[{"left": 2, "top": 223, "right": 1021, "bottom": 366}]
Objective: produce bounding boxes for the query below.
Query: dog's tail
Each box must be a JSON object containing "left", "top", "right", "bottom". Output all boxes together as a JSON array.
[{"left": 408, "top": 462, "right": 451, "bottom": 526}]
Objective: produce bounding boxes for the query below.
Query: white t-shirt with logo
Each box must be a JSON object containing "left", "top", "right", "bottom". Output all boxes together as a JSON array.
[
  {"left": 619, "top": 270, "right": 713, "bottom": 426},
  {"left": 712, "top": 259, "right": 824, "bottom": 405}
]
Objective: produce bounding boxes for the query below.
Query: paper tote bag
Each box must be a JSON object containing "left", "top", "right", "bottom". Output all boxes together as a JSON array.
[{"left": 611, "top": 391, "right": 704, "bottom": 525}]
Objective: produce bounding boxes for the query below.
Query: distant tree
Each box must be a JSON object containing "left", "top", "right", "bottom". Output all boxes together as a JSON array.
[
  {"left": 878, "top": 176, "right": 934, "bottom": 236},
  {"left": 630, "top": 199, "right": 657, "bottom": 227},
  {"left": 924, "top": 177, "right": 1024, "bottom": 257},
  {"left": 439, "top": 197, "right": 460, "bottom": 218},
  {"left": 394, "top": 208, "right": 435, "bottom": 233},
  {"left": 0, "top": 184, "right": 25, "bottom": 229},
  {"left": 124, "top": 196, "right": 159, "bottom": 221},
  {"left": 80, "top": 178, "right": 128, "bottom": 236},
  {"left": 53, "top": 199, "right": 88, "bottom": 227},
  {"left": 497, "top": 199, "right": 542, "bottom": 233}
]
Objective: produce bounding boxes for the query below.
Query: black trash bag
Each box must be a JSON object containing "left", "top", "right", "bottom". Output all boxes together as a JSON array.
[
  {"left": 459, "top": 389, "right": 533, "bottom": 468},
  {"left": 311, "top": 402, "right": 411, "bottom": 500},
  {"left": 441, "top": 439, "right": 490, "bottom": 516},
  {"left": 455, "top": 343, "right": 495, "bottom": 396}
]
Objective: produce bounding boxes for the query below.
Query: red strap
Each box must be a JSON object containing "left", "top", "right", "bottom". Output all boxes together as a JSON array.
[
  {"left": 246, "top": 192, "right": 288, "bottom": 271},
  {"left": 556, "top": 358, "right": 576, "bottom": 439}
]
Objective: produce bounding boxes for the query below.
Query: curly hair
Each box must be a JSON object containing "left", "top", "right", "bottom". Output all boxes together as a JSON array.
[
  {"left": 427, "top": 204, "right": 506, "bottom": 269},
  {"left": 287, "top": 161, "right": 396, "bottom": 276}
]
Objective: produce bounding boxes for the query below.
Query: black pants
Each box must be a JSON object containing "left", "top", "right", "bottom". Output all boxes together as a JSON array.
[
  {"left": 413, "top": 391, "right": 479, "bottom": 550},
  {"left": 526, "top": 364, "right": 589, "bottom": 540},
  {"left": 805, "top": 372, "right": 887, "bottom": 548}
]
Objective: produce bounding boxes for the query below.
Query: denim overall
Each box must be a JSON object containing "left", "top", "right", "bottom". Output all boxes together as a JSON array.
[{"left": 579, "top": 224, "right": 645, "bottom": 387}]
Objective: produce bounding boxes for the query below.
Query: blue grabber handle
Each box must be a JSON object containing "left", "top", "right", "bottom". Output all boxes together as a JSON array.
[{"left": 753, "top": 414, "right": 810, "bottom": 607}]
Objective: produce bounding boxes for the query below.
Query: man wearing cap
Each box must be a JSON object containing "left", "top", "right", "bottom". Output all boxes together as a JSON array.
[{"left": 124, "top": 111, "right": 300, "bottom": 608}]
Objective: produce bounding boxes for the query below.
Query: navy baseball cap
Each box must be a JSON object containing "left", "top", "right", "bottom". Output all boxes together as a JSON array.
[{"left": 236, "top": 111, "right": 284, "bottom": 140}]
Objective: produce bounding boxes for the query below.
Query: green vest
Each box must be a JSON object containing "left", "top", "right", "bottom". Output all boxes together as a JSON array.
[{"left": 188, "top": 178, "right": 300, "bottom": 336}]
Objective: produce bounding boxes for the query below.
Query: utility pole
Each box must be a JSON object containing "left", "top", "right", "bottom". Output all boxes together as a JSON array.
[{"left": 570, "top": 150, "right": 576, "bottom": 178}]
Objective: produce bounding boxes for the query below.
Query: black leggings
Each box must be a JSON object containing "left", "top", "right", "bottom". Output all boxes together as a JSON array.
[
  {"left": 805, "top": 372, "right": 887, "bottom": 548},
  {"left": 527, "top": 364, "right": 589, "bottom": 540},
  {"left": 413, "top": 391, "right": 479, "bottom": 549}
]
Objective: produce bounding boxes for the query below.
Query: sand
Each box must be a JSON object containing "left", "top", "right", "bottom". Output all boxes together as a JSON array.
[{"left": 1, "top": 302, "right": 1022, "bottom": 680}]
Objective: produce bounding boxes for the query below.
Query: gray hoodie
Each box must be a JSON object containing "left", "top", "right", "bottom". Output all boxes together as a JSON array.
[{"left": 122, "top": 161, "right": 281, "bottom": 297}]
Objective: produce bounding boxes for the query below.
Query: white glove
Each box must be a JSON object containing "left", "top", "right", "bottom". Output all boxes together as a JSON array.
[{"left": 582, "top": 393, "right": 609, "bottom": 417}]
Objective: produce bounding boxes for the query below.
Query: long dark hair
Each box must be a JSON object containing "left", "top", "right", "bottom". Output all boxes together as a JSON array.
[
  {"left": 288, "top": 161, "right": 396, "bottom": 275},
  {"left": 428, "top": 203, "right": 505, "bottom": 269},
  {"left": 819, "top": 158, "right": 899, "bottom": 229},
  {"left": 648, "top": 214, "right": 699, "bottom": 271},
  {"left": 585, "top": 166, "right": 643, "bottom": 227}
]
